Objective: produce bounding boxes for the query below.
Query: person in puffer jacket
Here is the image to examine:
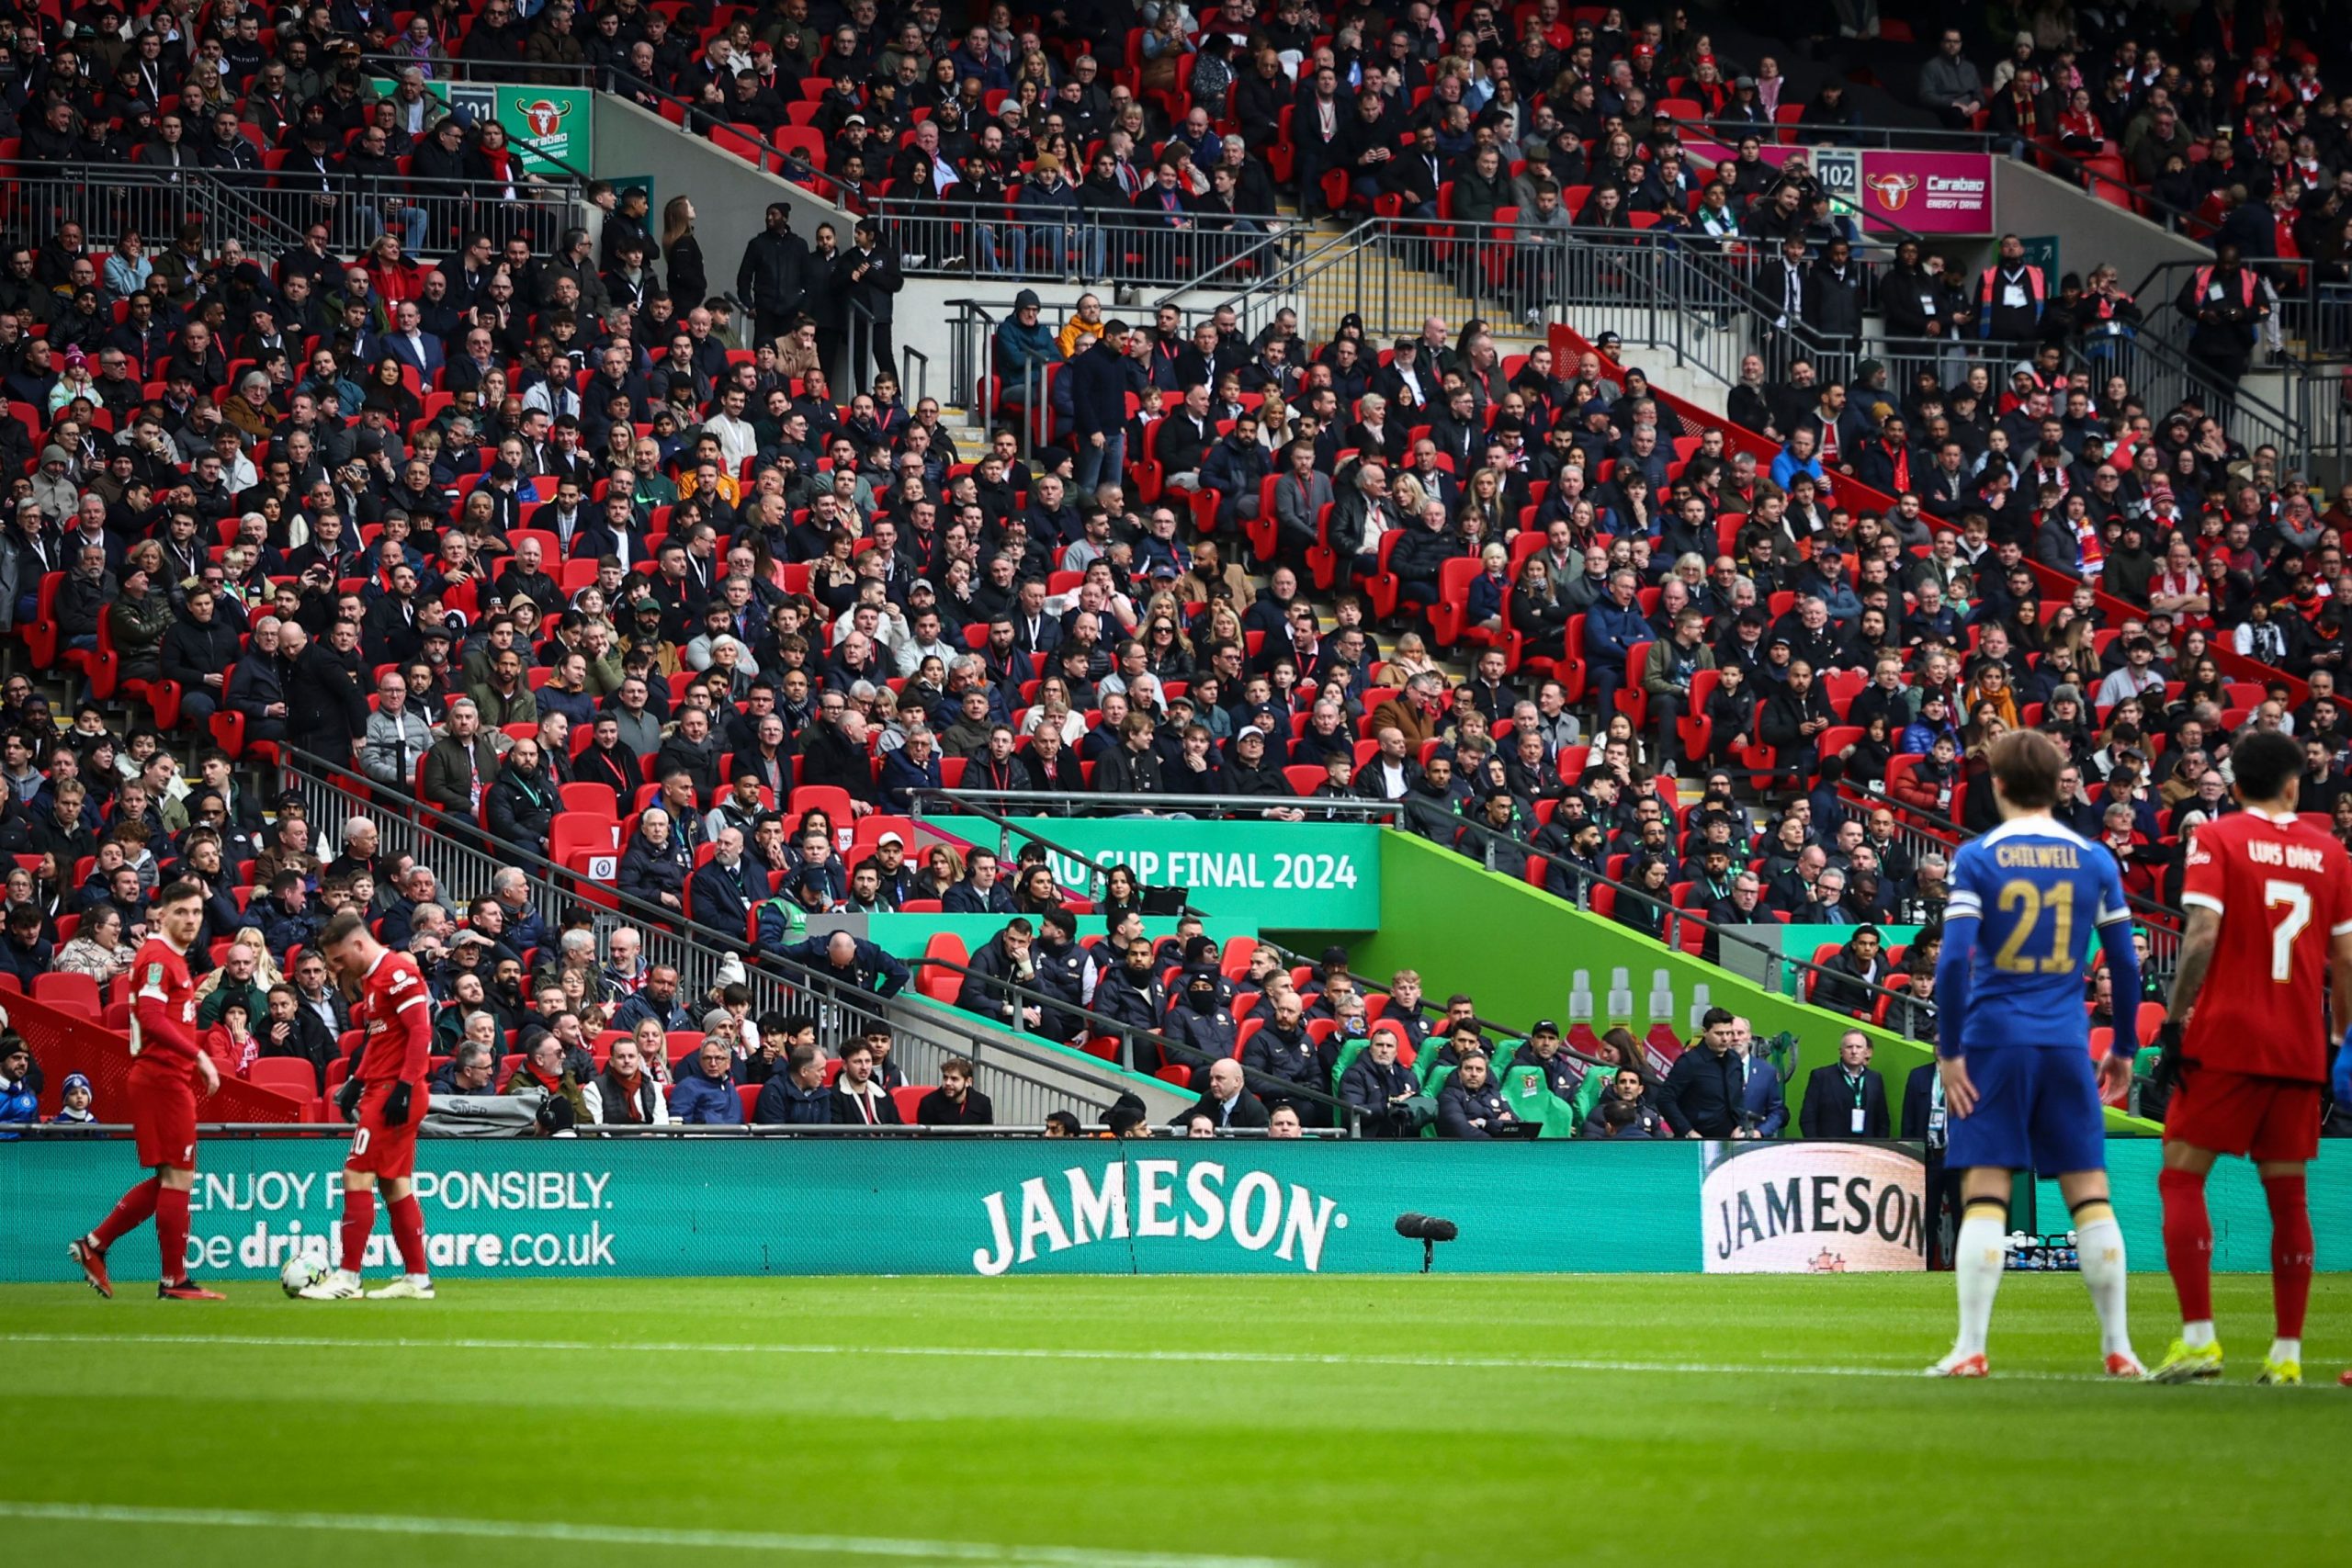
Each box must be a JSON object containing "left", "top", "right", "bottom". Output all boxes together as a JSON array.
[
  {"left": 665, "top": 1036, "right": 744, "bottom": 1125},
  {"left": 753, "top": 1044, "right": 833, "bottom": 1125}
]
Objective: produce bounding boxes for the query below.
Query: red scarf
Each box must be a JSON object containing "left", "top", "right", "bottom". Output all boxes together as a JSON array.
[{"left": 606, "top": 1067, "right": 647, "bottom": 1122}]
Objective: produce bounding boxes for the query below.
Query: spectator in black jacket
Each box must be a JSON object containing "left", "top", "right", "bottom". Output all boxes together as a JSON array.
[
  {"left": 484, "top": 737, "right": 560, "bottom": 854},
  {"left": 1811, "top": 925, "right": 1889, "bottom": 1017},
  {"left": 158, "top": 583, "right": 243, "bottom": 732},
  {"left": 942, "top": 847, "right": 1019, "bottom": 913},
  {"left": 957, "top": 918, "right": 1042, "bottom": 1032},
  {"left": 828, "top": 1038, "right": 904, "bottom": 1125},
  {"left": 1797, "top": 1031, "right": 1891, "bottom": 1139},
  {"left": 916, "top": 1056, "right": 996, "bottom": 1125}
]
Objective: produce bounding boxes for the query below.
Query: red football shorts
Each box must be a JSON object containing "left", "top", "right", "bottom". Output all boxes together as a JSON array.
[
  {"left": 2165, "top": 1067, "right": 2321, "bottom": 1163},
  {"left": 347, "top": 1082, "right": 428, "bottom": 1179},
  {"left": 127, "top": 1057, "right": 199, "bottom": 1169}
]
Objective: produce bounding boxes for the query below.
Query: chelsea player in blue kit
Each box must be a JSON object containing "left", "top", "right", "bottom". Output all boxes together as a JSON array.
[{"left": 1928, "top": 731, "right": 2146, "bottom": 1378}]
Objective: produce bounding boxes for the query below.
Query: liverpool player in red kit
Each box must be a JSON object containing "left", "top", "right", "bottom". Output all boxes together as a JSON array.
[
  {"left": 68, "top": 883, "right": 225, "bottom": 1300},
  {"left": 299, "top": 908, "right": 437, "bottom": 1300},
  {"left": 2148, "top": 730, "right": 2352, "bottom": 1387}
]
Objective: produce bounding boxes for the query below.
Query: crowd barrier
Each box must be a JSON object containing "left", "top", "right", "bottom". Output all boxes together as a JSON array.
[{"left": 7, "top": 1137, "right": 2336, "bottom": 1282}]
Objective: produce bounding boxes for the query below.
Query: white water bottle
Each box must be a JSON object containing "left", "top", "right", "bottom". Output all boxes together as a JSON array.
[{"left": 1606, "top": 966, "right": 1634, "bottom": 1026}]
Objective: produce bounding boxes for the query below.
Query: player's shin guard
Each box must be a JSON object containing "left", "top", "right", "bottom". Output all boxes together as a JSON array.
[
  {"left": 153, "top": 1186, "right": 191, "bottom": 1282},
  {"left": 388, "top": 1193, "right": 428, "bottom": 1280},
  {"left": 90, "top": 1177, "right": 161, "bottom": 1249},
  {"left": 2158, "top": 1167, "right": 2214, "bottom": 1331},
  {"left": 2072, "top": 1200, "right": 2132, "bottom": 1358},
  {"left": 1952, "top": 1198, "right": 2009, "bottom": 1357},
  {"left": 339, "top": 1187, "right": 377, "bottom": 1275},
  {"left": 2261, "top": 1170, "right": 2312, "bottom": 1346}
]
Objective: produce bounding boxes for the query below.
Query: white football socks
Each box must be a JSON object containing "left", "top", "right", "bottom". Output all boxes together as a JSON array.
[
  {"left": 2181, "top": 1319, "right": 2216, "bottom": 1349},
  {"left": 2075, "top": 1213, "right": 2132, "bottom": 1358},
  {"left": 1951, "top": 1207, "right": 2007, "bottom": 1357},
  {"left": 2269, "top": 1337, "right": 2301, "bottom": 1365}
]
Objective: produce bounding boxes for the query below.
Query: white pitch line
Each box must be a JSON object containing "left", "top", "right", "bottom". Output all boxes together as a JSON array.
[
  {"left": 12, "top": 1330, "right": 2201, "bottom": 1386},
  {"left": 0, "top": 1501, "right": 1307, "bottom": 1568}
]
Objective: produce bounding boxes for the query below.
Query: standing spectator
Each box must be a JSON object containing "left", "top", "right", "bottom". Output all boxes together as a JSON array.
[
  {"left": 739, "top": 203, "right": 810, "bottom": 348},
  {"left": 1798, "top": 1030, "right": 1891, "bottom": 1139},
  {"left": 1917, "top": 28, "right": 1985, "bottom": 129}
]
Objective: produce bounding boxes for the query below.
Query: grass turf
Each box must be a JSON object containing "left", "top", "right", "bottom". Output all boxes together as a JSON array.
[{"left": 7, "top": 1273, "right": 2351, "bottom": 1567}]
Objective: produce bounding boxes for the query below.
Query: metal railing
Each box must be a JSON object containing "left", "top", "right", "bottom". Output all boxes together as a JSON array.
[
  {"left": 908, "top": 791, "right": 1633, "bottom": 1087},
  {"left": 276, "top": 747, "right": 1158, "bottom": 1127},
  {"left": 908, "top": 785, "right": 1933, "bottom": 1042},
  {"left": 3, "top": 161, "right": 590, "bottom": 259},
  {"left": 867, "top": 195, "right": 1305, "bottom": 285}
]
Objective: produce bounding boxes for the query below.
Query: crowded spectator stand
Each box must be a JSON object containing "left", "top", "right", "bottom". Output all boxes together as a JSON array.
[{"left": 0, "top": 2, "right": 2346, "bottom": 1141}]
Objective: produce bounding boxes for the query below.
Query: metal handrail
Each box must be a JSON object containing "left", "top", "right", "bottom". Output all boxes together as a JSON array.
[
  {"left": 910, "top": 786, "right": 1929, "bottom": 1034},
  {"left": 276, "top": 746, "right": 1164, "bottom": 1124},
  {"left": 906, "top": 789, "right": 1623, "bottom": 1093}
]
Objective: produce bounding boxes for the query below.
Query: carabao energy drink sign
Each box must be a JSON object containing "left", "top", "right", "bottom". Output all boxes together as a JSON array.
[
  {"left": 369, "top": 81, "right": 591, "bottom": 173},
  {"left": 1701, "top": 1140, "right": 1927, "bottom": 1272}
]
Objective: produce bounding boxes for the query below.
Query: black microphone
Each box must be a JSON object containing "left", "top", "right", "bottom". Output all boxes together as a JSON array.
[{"left": 1396, "top": 1213, "right": 1458, "bottom": 1272}]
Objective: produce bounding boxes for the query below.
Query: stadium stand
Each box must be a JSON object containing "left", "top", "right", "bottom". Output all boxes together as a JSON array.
[{"left": 0, "top": 0, "right": 2346, "bottom": 1145}]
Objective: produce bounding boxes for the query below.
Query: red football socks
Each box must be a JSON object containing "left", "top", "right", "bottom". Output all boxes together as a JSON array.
[
  {"left": 2261, "top": 1170, "right": 2312, "bottom": 1340},
  {"left": 388, "top": 1194, "right": 428, "bottom": 1278},
  {"left": 153, "top": 1186, "right": 191, "bottom": 1282},
  {"left": 90, "top": 1177, "right": 160, "bottom": 1250},
  {"left": 339, "top": 1188, "right": 377, "bottom": 1274},
  {"left": 2158, "top": 1167, "right": 2212, "bottom": 1325}
]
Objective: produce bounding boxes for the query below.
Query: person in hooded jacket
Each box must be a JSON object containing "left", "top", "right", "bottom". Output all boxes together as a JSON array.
[{"left": 1169, "top": 965, "right": 1238, "bottom": 1086}]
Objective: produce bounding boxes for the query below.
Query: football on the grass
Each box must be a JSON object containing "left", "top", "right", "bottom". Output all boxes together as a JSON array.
[{"left": 280, "top": 1256, "right": 327, "bottom": 1297}]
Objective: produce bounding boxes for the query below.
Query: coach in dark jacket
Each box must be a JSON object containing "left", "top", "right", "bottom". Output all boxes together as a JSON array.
[
  {"left": 1657, "top": 1009, "right": 1788, "bottom": 1137},
  {"left": 1797, "top": 1032, "right": 1891, "bottom": 1139}
]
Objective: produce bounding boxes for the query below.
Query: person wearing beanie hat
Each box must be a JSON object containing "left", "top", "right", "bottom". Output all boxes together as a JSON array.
[
  {"left": 994, "top": 287, "right": 1058, "bottom": 412},
  {"left": 0, "top": 1036, "right": 37, "bottom": 1133},
  {"left": 51, "top": 1072, "right": 97, "bottom": 1125}
]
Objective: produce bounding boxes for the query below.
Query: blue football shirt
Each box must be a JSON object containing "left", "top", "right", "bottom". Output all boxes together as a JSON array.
[{"left": 1942, "top": 817, "right": 2132, "bottom": 1053}]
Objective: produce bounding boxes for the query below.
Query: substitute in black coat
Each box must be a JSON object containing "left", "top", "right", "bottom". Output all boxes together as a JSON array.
[{"left": 1797, "top": 1032, "right": 1891, "bottom": 1139}]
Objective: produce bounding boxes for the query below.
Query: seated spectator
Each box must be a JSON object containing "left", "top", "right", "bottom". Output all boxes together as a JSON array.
[
  {"left": 916, "top": 1056, "right": 995, "bottom": 1126},
  {"left": 754, "top": 1043, "right": 836, "bottom": 1125},
  {"left": 829, "top": 1039, "right": 903, "bottom": 1125},
  {"left": 584, "top": 1035, "right": 671, "bottom": 1127},
  {"left": 505, "top": 1032, "right": 592, "bottom": 1125},
  {"left": 666, "top": 1035, "right": 744, "bottom": 1126}
]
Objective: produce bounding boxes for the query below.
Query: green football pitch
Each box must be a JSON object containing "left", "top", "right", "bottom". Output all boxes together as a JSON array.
[{"left": 8, "top": 1273, "right": 2350, "bottom": 1568}]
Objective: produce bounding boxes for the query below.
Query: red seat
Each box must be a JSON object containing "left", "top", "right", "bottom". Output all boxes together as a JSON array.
[
  {"left": 246, "top": 1058, "right": 318, "bottom": 1099},
  {"left": 31, "top": 971, "right": 101, "bottom": 1013}
]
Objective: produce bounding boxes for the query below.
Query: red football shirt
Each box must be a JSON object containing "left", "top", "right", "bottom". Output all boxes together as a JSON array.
[
  {"left": 129, "top": 937, "right": 201, "bottom": 1066},
  {"left": 354, "top": 950, "right": 434, "bottom": 1087},
  {"left": 2178, "top": 808, "right": 2352, "bottom": 1082}
]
